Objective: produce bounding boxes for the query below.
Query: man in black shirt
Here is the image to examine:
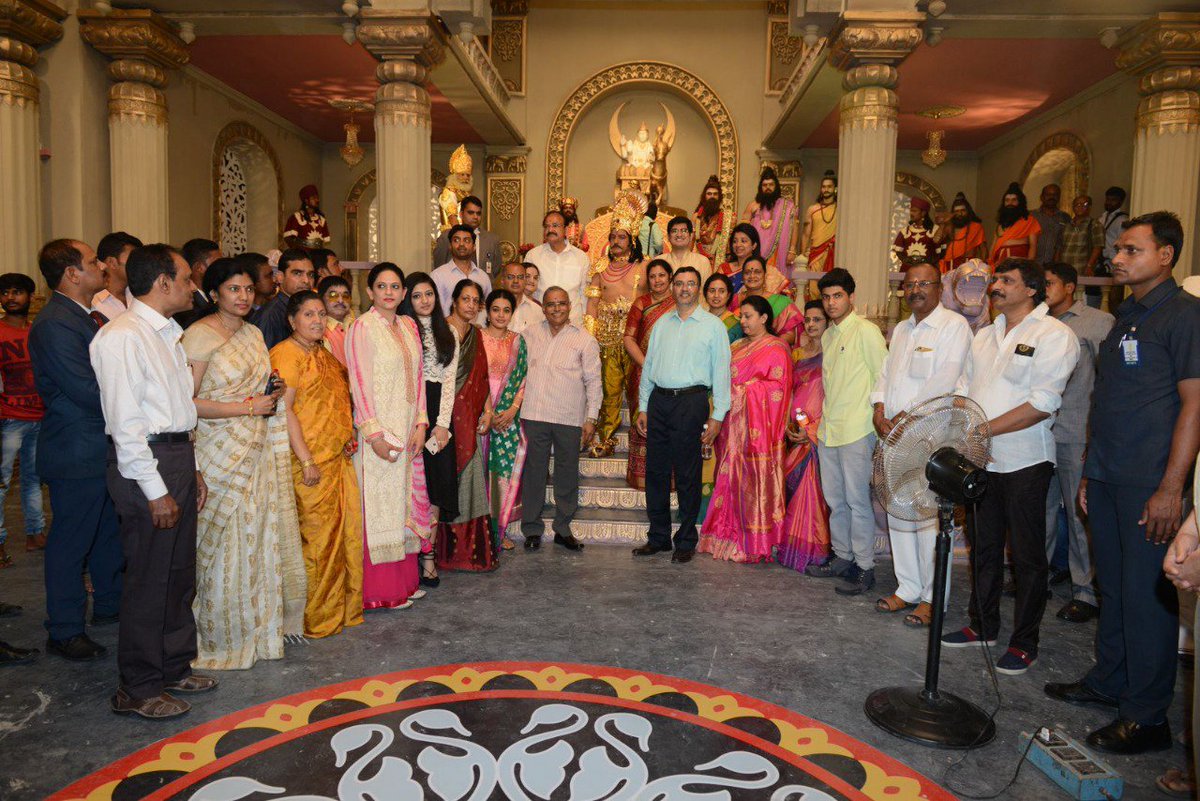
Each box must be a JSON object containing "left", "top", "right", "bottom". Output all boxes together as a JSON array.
[
  {"left": 1046, "top": 211, "right": 1200, "bottom": 755},
  {"left": 251, "top": 249, "right": 314, "bottom": 350}
]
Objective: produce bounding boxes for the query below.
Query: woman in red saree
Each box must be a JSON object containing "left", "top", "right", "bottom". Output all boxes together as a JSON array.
[
  {"left": 778, "top": 299, "right": 832, "bottom": 571},
  {"left": 437, "top": 279, "right": 496, "bottom": 571},
  {"left": 623, "top": 259, "right": 676, "bottom": 490},
  {"left": 698, "top": 295, "right": 792, "bottom": 563}
]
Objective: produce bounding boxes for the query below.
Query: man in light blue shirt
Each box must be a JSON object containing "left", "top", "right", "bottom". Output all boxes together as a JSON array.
[{"left": 632, "top": 266, "right": 731, "bottom": 563}]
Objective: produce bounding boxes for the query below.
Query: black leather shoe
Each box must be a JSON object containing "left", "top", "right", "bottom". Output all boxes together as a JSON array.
[
  {"left": 0, "top": 601, "right": 21, "bottom": 618},
  {"left": 632, "top": 543, "right": 671, "bottom": 556},
  {"left": 0, "top": 640, "right": 38, "bottom": 666},
  {"left": 1044, "top": 680, "right": 1118, "bottom": 709},
  {"left": 524, "top": 537, "right": 541, "bottom": 550},
  {"left": 1086, "top": 719, "right": 1171, "bottom": 755},
  {"left": 670, "top": 549, "right": 694, "bottom": 564},
  {"left": 90, "top": 612, "right": 119, "bottom": 627},
  {"left": 553, "top": 533, "right": 585, "bottom": 551},
  {"left": 1056, "top": 599, "right": 1099, "bottom": 623},
  {"left": 1049, "top": 567, "right": 1071, "bottom": 586},
  {"left": 46, "top": 633, "right": 107, "bottom": 661}
]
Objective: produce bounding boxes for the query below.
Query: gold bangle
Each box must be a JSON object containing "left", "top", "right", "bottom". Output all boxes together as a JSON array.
[
  {"left": 300, "top": 459, "right": 316, "bottom": 469},
  {"left": 245, "top": 399, "right": 254, "bottom": 416}
]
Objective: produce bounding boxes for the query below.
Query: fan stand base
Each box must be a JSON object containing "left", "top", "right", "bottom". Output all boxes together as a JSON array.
[{"left": 865, "top": 686, "right": 995, "bottom": 749}]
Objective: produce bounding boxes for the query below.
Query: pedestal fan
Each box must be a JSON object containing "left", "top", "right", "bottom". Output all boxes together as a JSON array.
[{"left": 864, "top": 393, "right": 996, "bottom": 749}]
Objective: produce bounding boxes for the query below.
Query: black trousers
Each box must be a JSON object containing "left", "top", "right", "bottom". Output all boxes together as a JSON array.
[
  {"left": 44, "top": 477, "right": 122, "bottom": 641},
  {"left": 520, "top": 420, "right": 580, "bottom": 540},
  {"left": 108, "top": 442, "right": 198, "bottom": 700},
  {"left": 646, "top": 390, "right": 708, "bottom": 551},
  {"left": 1085, "top": 479, "right": 1179, "bottom": 724},
  {"left": 966, "top": 461, "right": 1053, "bottom": 654}
]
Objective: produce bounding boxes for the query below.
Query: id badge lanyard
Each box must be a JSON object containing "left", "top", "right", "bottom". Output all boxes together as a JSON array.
[{"left": 1119, "top": 287, "right": 1180, "bottom": 366}]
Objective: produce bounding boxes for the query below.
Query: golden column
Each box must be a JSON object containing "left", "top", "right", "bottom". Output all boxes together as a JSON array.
[
  {"left": 1118, "top": 13, "right": 1200, "bottom": 277},
  {"left": 0, "top": 1, "right": 65, "bottom": 283},
  {"left": 829, "top": 14, "right": 923, "bottom": 314},
  {"left": 80, "top": 9, "right": 188, "bottom": 244},
  {"left": 357, "top": 11, "right": 444, "bottom": 268}
]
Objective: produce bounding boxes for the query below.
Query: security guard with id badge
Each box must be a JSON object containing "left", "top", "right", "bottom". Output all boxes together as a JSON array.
[{"left": 1046, "top": 211, "right": 1200, "bottom": 756}]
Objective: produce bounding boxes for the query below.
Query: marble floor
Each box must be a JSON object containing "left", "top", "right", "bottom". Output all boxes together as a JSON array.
[{"left": 0, "top": 524, "right": 1191, "bottom": 800}]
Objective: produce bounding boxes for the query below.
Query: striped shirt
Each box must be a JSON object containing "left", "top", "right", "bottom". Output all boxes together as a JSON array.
[{"left": 521, "top": 320, "right": 602, "bottom": 428}]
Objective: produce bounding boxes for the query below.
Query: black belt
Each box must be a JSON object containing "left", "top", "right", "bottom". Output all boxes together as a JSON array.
[
  {"left": 653, "top": 385, "right": 709, "bottom": 397},
  {"left": 108, "top": 431, "right": 194, "bottom": 444}
]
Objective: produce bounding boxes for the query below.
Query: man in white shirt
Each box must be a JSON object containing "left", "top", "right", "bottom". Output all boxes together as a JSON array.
[
  {"left": 661, "top": 216, "right": 713, "bottom": 285},
  {"left": 870, "top": 263, "right": 972, "bottom": 625},
  {"left": 499, "top": 261, "right": 541, "bottom": 335},
  {"left": 432, "top": 195, "right": 503, "bottom": 278},
  {"left": 431, "top": 224, "right": 492, "bottom": 321},
  {"left": 91, "top": 243, "right": 215, "bottom": 720},
  {"left": 93, "top": 231, "right": 142, "bottom": 321},
  {"left": 943, "top": 257, "right": 1078, "bottom": 677},
  {"left": 525, "top": 211, "right": 590, "bottom": 327}
]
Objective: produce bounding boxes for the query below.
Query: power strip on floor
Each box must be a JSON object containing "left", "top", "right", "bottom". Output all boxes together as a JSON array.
[{"left": 1017, "top": 728, "right": 1123, "bottom": 800}]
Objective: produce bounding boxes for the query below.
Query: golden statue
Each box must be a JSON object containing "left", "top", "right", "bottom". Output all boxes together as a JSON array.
[
  {"left": 439, "top": 145, "right": 473, "bottom": 231},
  {"left": 609, "top": 101, "right": 675, "bottom": 201}
]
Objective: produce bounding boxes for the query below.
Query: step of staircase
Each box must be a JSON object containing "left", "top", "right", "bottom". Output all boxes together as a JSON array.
[
  {"left": 542, "top": 475, "right": 675, "bottom": 512},
  {"left": 506, "top": 508, "right": 672, "bottom": 545},
  {"left": 550, "top": 455, "right": 627, "bottom": 480}
]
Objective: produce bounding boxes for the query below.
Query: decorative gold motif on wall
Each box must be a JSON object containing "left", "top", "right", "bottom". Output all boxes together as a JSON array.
[
  {"left": 828, "top": 20, "right": 924, "bottom": 72},
  {"left": 1018, "top": 131, "right": 1091, "bottom": 199},
  {"left": 766, "top": 19, "right": 804, "bottom": 95},
  {"left": 0, "top": 0, "right": 67, "bottom": 49},
  {"left": 489, "top": 16, "right": 525, "bottom": 96},
  {"left": 491, "top": 0, "right": 527, "bottom": 15},
  {"left": 545, "top": 60, "right": 739, "bottom": 248},
  {"left": 78, "top": 8, "right": 189, "bottom": 72},
  {"left": 210, "top": 121, "right": 286, "bottom": 247},
  {"left": 489, "top": 178, "right": 521, "bottom": 223},
  {"left": 895, "top": 172, "right": 947, "bottom": 213}
]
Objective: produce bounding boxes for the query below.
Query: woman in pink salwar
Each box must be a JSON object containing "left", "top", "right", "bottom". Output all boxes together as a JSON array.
[
  {"left": 698, "top": 295, "right": 792, "bottom": 563},
  {"left": 778, "top": 299, "right": 832, "bottom": 571},
  {"left": 344, "top": 264, "right": 432, "bottom": 610}
]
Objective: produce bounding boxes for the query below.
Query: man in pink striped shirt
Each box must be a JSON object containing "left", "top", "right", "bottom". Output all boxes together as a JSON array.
[{"left": 519, "top": 287, "right": 602, "bottom": 552}]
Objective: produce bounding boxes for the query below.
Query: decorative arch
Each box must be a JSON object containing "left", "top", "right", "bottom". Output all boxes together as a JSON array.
[
  {"left": 545, "top": 61, "right": 739, "bottom": 238},
  {"left": 894, "top": 171, "right": 947, "bottom": 213},
  {"left": 343, "top": 168, "right": 449, "bottom": 261},
  {"left": 1019, "top": 131, "right": 1090, "bottom": 200},
  {"left": 212, "top": 121, "right": 286, "bottom": 252}
]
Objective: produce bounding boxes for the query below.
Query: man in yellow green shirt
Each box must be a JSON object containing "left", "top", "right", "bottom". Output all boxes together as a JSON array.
[{"left": 805, "top": 268, "right": 888, "bottom": 596}]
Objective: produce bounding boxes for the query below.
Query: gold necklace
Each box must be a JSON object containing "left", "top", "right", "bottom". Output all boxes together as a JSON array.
[
  {"left": 217, "top": 313, "right": 242, "bottom": 334},
  {"left": 290, "top": 334, "right": 317, "bottom": 352}
]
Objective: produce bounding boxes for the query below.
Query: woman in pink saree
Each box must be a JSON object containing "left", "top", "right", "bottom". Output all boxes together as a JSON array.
[
  {"left": 778, "top": 299, "right": 832, "bottom": 571},
  {"left": 698, "top": 295, "right": 792, "bottom": 563}
]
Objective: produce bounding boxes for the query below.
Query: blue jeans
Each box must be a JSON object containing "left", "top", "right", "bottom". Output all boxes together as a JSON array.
[{"left": 0, "top": 419, "right": 44, "bottom": 546}]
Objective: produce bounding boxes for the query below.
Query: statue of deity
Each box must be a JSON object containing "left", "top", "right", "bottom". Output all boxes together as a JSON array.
[
  {"left": 439, "top": 145, "right": 474, "bottom": 231},
  {"left": 609, "top": 101, "right": 675, "bottom": 198},
  {"left": 799, "top": 170, "right": 838, "bottom": 273}
]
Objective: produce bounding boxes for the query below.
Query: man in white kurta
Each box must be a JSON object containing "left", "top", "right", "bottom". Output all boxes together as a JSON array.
[
  {"left": 525, "top": 211, "right": 591, "bottom": 328},
  {"left": 870, "top": 263, "right": 972, "bottom": 622}
]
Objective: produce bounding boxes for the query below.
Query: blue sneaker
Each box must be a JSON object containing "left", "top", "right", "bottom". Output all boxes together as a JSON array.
[
  {"left": 995, "top": 648, "right": 1037, "bottom": 676},
  {"left": 940, "top": 626, "right": 998, "bottom": 649}
]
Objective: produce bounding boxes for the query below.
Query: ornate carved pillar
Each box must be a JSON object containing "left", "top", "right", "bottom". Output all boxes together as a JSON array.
[
  {"left": 829, "top": 15, "right": 922, "bottom": 314},
  {"left": 0, "top": 1, "right": 65, "bottom": 283},
  {"left": 80, "top": 9, "right": 188, "bottom": 244},
  {"left": 1118, "top": 13, "right": 1200, "bottom": 278},
  {"left": 484, "top": 147, "right": 529, "bottom": 266},
  {"left": 358, "top": 12, "right": 445, "bottom": 269}
]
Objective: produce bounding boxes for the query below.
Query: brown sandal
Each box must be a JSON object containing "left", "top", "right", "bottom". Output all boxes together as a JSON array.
[
  {"left": 875, "top": 594, "right": 916, "bottom": 613},
  {"left": 904, "top": 602, "right": 934, "bottom": 627}
]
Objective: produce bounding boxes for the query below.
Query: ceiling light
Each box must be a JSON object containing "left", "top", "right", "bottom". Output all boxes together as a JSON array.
[
  {"left": 922, "top": 131, "right": 946, "bottom": 169},
  {"left": 1099, "top": 27, "right": 1120, "bottom": 49},
  {"left": 178, "top": 21, "right": 195, "bottom": 45},
  {"left": 802, "top": 24, "right": 820, "bottom": 49},
  {"left": 925, "top": 26, "right": 944, "bottom": 47},
  {"left": 342, "top": 21, "right": 357, "bottom": 46},
  {"left": 329, "top": 99, "right": 373, "bottom": 168},
  {"left": 927, "top": 0, "right": 946, "bottom": 17}
]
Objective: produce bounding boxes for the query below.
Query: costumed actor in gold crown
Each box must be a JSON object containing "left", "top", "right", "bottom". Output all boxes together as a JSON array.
[
  {"left": 584, "top": 192, "right": 645, "bottom": 458},
  {"left": 440, "top": 145, "right": 474, "bottom": 231}
]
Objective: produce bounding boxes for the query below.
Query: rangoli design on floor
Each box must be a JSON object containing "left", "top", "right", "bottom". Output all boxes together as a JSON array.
[{"left": 51, "top": 662, "right": 955, "bottom": 801}]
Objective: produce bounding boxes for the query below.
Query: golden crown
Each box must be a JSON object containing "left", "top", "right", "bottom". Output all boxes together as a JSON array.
[
  {"left": 448, "top": 144, "right": 472, "bottom": 175},
  {"left": 610, "top": 191, "right": 643, "bottom": 239}
]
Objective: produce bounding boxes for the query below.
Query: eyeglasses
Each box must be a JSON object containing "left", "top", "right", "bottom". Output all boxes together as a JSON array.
[
  {"left": 900, "top": 280, "right": 939, "bottom": 291},
  {"left": 544, "top": 300, "right": 569, "bottom": 308},
  {"left": 324, "top": 291, "right": 351, "bottom": 300}
]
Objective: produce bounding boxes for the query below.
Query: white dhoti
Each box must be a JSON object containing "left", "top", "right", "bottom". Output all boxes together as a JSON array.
[{"left": 887, "top": 513, "right": 950, "bottom": 608}]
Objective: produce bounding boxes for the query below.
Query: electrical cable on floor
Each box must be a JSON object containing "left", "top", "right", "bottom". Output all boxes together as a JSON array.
[{"left": 939, "top": 503, "right": 1040, "bottom": 799}]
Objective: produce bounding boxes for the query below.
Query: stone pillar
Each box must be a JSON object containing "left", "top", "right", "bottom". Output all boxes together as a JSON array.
[
  {"left": 358, "top": 12, "right": 445, "bottom": 269},
  {"left": 0, "top": 1, "right": 65, "bottom": 284},
  {"left": 79, "top": 9, "right": 187, "bottom": 244},
  {"left": 1118, "top": 13, "right": 1200, "bottom": 278},
  {"left": 829, "top": 15, "right": 922, "bottom": 314},
  {"left": 484, "top": 147, "right": 529, "bottom": 267}
]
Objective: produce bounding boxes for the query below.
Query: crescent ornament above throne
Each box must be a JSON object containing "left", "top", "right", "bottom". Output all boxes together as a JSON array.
[{"left": 609, "top": 101, "right": 676, "bottom": 203}]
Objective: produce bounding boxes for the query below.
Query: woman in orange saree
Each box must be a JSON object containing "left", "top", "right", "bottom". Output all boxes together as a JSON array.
[
  {"left": 623, "top": 259, "right": 676, "bottom": 490},
  {"left": 698, "top": 295, "right": 792, "bottom": 563}
]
